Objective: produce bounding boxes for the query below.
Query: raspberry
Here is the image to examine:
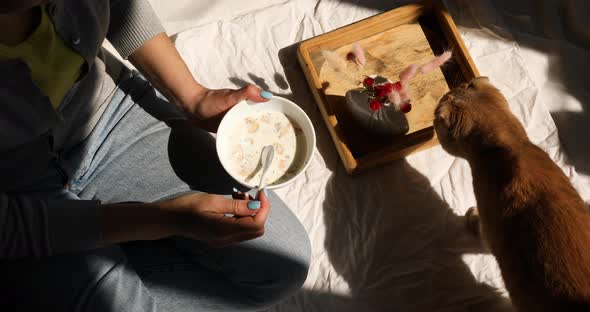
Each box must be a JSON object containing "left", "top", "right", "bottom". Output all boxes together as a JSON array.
[
  {"left": 400, "top": 101, "right": 412, "bottom": 113},
  {"left": 375, "top": 89, "right": 388, "bottom": 98},
  {"left": 373, "top": 84, "right": 387, "bottom": 97},
  {"left": 369, "top": 99, "right": 383, "bottom": 111},
  {"left": 392, "top": 81, "right": 402, "bottom": 91},
  {"left": 375, "top": 84, "right": 392, "bottom": 98},
  {"left": 363, "top": 77, "right": 375, "bottom": 88},
  {"left": 383, "top": 82, "right": 394, "bottom": 92},
  {"left": 346, "top": 52, "right": 355, "bottom": 62}
]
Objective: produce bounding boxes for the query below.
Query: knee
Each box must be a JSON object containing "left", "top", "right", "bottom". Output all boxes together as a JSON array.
[
  {"left": 271, "top": 231, "right": 311, "bottom": 296},
  {"left": 80, "top": 247, "right": 157, "bottom": 312},
  {"left": 241, "top": 239, "right": 310, "bottom": 308},
  {"left": 266, "top": 191, "right": 311, "bottom": 295},
  {"left": 233, "top": 201, "right": 311, "bottom": 307}
]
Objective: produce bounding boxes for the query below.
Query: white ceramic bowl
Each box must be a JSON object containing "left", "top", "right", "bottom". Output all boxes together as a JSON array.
[{"left": 216, "top": 96, "right": 316, "bottom": 189}]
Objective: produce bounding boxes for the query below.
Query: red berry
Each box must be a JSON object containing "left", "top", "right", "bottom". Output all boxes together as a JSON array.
[
  {"left": 383, "top": 82, "right": 394, "bottom": 92},
  {"left": 376, "top": 89, "right": 388, "bottom": 98},
  {"left": 369, "top": 99, "right": 383, "bottom": 111},
  {"left": 374, "top": 84, "right": 389, "bottom": 97},
  {"left": 374, "top": 84, "right": 393, "bottom": 97},
  {"left": 400, "top": 101, "right": 412, "bottom": 113},
  {"left": 363, "top": 77, "right": 375, "bottom": 88},
  {"left": 346, "top": 52, "right": 355, "bottom": 61},
  {"left": 392, "top": 81, "right": 402, "bottom": 91}
]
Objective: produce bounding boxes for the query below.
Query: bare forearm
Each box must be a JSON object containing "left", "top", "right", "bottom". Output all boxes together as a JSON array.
[
  {"left": 128, "top": 33, "right": 205, "bottom": 114},
  {"left": 99, "top": 202, "right": 178, "bottom": 245}
]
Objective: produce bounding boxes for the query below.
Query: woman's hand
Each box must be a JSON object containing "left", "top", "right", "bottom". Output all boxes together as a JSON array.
[
  {"left": 187, "top": 85, "right": 272, "bottom": 132},
  {"left": 99, "top": 190, "right": 269, "bottom": 248},
  {"left": 160, "top": 190, "right": 270, "bottom": 247},
  {"left": 128, "top": 33, "right": 272, "bottom": 132}
]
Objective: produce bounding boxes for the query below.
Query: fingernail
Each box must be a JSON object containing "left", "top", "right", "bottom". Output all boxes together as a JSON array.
[
  {"left": 260, "top": 91, "right": 273, "bottom": 99},
  {"left": 263, "top": 188, "right": 268, "bottom": 196},
  {"left": 247, "top": 200, "right": 261, "bottom": 210}
]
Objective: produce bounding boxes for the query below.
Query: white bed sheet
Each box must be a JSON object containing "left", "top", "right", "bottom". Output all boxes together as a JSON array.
[{"left": 162, "top": 0, "right": 589, "bottom": 311}]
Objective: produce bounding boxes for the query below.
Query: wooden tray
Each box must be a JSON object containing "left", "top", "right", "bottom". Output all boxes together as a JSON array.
[{"left": 297, "top": 0, "right": 479, "bottom": 174}]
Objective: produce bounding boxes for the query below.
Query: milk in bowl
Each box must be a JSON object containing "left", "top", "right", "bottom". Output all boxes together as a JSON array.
[
  {"left": 216, "top": 97, "right": 315, "bottom": 189},
  {"left": 229, "top": 111, "right": 306, "bottom": 186}
]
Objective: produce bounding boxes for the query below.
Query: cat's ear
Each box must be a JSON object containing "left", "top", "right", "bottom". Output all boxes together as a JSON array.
[
  {"left": 471, "top": 76, "right": 490, "bottom": 89},
  {"left": 436, "top": 104, "right": 453, "bottom": 129},
  {"left": 436, "top": 104, "right": 471, "bottom": 137}
]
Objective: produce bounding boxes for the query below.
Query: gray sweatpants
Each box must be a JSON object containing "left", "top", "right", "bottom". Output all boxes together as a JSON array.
[{"left": 1, "top": 73, "right": 311, "bottom": 311}]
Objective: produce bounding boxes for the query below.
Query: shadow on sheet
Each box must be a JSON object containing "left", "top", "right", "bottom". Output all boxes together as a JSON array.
[{"left": 278, "top": 43, "right": 513, "bottom": 312}]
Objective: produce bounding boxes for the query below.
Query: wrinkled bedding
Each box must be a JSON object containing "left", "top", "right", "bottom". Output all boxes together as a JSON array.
[{"left": 150, "top": 0, "right": 590, "bottom": 310}]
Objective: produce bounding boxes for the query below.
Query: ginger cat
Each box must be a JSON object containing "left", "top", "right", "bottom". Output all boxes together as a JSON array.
[{"left": 433, "top": 77, "right": 590, "bottom": 311}]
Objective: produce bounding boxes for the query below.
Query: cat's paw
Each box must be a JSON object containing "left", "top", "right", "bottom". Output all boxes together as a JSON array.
[{"left": 465, "top": 207, "right": 480, "bottom": 236}]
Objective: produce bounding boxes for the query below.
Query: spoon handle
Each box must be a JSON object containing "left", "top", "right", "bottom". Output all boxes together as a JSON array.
[{"left": 258, "top": 146, "right": 275, "bottom": 190}]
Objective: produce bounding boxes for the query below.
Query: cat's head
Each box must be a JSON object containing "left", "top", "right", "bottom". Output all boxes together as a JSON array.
[{"left": 434, "top": 77, "right": 522, "bottom": 157}]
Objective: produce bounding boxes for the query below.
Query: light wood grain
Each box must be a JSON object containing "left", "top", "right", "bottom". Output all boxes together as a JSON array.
[
  {"left": 317, "top": 23, "right": 449, "bottom": 135},
  {"left": 298, "top": 0, "right": 478, "bottom": 174}
]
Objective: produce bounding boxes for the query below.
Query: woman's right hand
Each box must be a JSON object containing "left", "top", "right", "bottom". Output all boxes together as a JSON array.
[{"left": 159, "top": 191, "right": 270, "bottom": 247}]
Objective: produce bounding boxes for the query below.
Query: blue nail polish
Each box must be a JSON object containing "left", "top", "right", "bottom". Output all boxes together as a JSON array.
[
  {"left": 247, "top": 201, "right": 261, "bottom": 210},
  {"left": 263, "top": 188, "right": 268, "bottom": 196},
  {"left": 260, "top": 91, "right": 273, "bottom": 99}
]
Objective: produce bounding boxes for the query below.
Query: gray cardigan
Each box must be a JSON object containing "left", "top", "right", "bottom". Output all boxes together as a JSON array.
[{"left": 0, "top": 0, "right": 165, "bottom": 259}]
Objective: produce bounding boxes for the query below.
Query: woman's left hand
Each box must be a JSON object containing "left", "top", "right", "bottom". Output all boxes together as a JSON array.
[
  {"left": 186, "top": 85, "right": 272, "bottom": 132},
  {"left": 128, "top": 33, "right": 273, "bottom": 132}
]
